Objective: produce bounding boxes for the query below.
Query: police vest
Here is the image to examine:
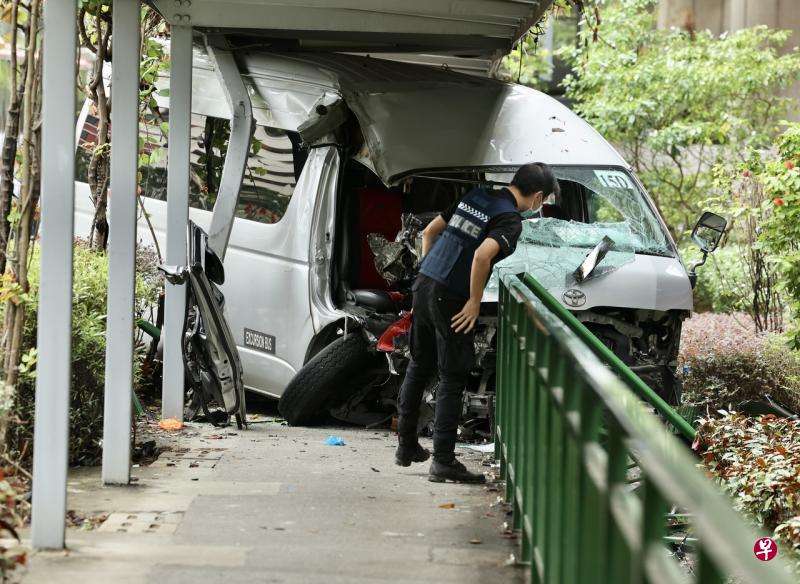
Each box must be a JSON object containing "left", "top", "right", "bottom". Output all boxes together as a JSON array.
[{"left": 420, "top": 188, "right": 519, "bottom": 298}]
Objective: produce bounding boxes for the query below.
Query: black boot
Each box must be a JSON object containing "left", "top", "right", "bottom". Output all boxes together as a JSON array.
[
  {"left": 395, "top": 442, "right": 431, "bottom": 467},
  {"left": 428, "top": 458, "right": 486, "bottom": 484}
]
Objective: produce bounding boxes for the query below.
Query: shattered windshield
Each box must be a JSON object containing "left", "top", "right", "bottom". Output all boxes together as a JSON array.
[{"left": 484, "top": 166, "right": 673, "bottom": 290}]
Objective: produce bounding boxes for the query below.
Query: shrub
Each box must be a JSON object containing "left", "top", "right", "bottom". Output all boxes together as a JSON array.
[
  {"left": 698, "top": 413, "right": 800, "bottom": 569},
  {"left": 5, "top": 241, "right": 159, "bottom": 468},
  {"left": 0, "top": 472, "right": 26, "bottom": 581},
  {"left": 680, "top": 313, "right": 800, "bottom": 415},
  {"left": 741, "top": 124, "right": 800, "bottom": 347},
  {"left": 681, "top": 244, "right": 750, "bottom": 314}
]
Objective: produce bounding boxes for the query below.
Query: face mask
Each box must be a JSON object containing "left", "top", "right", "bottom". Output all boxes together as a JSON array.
[{"left": 521, "top": 207, "right": 541, "bottom": 219}]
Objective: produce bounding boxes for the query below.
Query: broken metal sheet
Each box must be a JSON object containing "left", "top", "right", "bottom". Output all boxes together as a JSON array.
[
  {"left": 234, "top": 51, "right": 626, "bottom": 177},
  {"left": 344, "top": 83, "right": 627, "bottom": 184},
  {"left": 368, "top": 213, "right": 425, "bottom": 286}
]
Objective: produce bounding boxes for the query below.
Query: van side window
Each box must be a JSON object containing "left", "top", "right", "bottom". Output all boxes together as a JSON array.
[
  {"left": 183, "top": 115, "right": 304, "bottom": 223},
  {"left": 78, "top": 108, "right": 304, "bottom": 224},
  {"left": 236, "top": 125, "right": 302, "bottom": 224},
  {"left": 184, "top": 114, "right": 303, "bottom": 224}
]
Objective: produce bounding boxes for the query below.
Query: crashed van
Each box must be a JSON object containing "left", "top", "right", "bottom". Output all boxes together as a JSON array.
[{"left": 74, "top": 45, "right": 715, "bottom": 415}]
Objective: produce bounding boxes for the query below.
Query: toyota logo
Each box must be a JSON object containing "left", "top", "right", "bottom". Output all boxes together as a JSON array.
[{"left": 562, "top": 289, "right": 586, "bottom": 307}]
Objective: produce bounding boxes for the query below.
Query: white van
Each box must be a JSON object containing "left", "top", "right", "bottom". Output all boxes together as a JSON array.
[{"left": 75, "top": 46, "right": 712, "bottom": 411}]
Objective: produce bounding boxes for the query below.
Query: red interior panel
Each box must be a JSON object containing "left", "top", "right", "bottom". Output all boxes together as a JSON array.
[{"left": 357, "top": 188, "right": 402, "bottom": 289}]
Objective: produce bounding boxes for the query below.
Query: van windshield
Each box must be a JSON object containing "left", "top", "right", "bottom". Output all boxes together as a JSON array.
[
  {"left": 481, "top": 166, "right": 674, "bottom": 290},
  {"left": 485, "top": 166, "right": 673, "bottom": 256}
]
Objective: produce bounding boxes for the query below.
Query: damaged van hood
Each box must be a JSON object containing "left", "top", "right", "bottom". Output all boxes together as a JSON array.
[
  {"left": 485, "top": 252, "right": 693, "bottom": 312},
  {"left": 237, "top": 52, "right": 626, "bottom": 184},
  {"left": 344, "top": 82, "right": 627, "bottom": 184}
]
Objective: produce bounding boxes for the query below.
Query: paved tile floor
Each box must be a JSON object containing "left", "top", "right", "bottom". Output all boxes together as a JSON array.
[{"left": 19, "top": 416, "right": 525, "bottom": 584}]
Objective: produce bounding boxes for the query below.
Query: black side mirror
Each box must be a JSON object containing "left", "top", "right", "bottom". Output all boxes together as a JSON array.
[
  {"left": 688, "top": 211, "right": 728, "bottom": 289},
  {"left": 691, "top": 211, "right": 727, "bottom": 253}
]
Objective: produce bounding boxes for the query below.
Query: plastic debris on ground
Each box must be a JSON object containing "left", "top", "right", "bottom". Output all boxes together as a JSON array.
[
  {"left": 159, "top": 418, "right": 184, "bottom": 431},
  {"left": 461, "top": 443, "right": 495, "bottom": 453},
  {"left": 324, "top": 435, "right": 346, "bottom": 446}
]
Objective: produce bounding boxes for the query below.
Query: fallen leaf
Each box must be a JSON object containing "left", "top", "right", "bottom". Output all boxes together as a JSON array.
[{"left": 439, "top": 503, "right": 456, "bottom": 509}]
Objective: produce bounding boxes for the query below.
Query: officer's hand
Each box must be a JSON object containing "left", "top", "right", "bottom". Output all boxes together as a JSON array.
[{"left": 451, "top": 299, "right": 480, "bottom": 334}]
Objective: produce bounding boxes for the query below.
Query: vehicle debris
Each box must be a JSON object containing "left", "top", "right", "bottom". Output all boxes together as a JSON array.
[{"left": 159, "top": 418, "right": 184, "bottom": 431}]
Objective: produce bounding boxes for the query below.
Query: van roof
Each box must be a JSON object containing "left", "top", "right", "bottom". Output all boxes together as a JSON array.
[{"left": 178, "top": 48, "right": 630, "bottom": 184}]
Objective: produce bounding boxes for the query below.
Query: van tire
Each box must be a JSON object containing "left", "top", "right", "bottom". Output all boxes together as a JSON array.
[{"left": 278, "top": 332, "right": 373, "bottom": 426}]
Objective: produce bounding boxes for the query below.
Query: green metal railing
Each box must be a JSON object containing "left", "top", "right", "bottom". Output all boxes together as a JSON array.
[{"left": 495, "top": 273, "right": 793, "bottom": 584}]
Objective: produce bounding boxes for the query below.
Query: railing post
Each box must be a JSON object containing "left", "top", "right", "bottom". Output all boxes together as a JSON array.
[
  {"left": 495, "top": 280, "right": 507, "bottom": 471},
  {"left": 605, "top": 420, "right": 632, "bottom": 584},
  {"left": 545, "top": 344, "right": 566, "bottom": 584}
]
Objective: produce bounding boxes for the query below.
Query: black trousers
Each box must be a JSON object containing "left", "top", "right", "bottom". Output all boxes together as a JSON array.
[{"left": 397, "top": 275, "right": 474, "bottom": 462}]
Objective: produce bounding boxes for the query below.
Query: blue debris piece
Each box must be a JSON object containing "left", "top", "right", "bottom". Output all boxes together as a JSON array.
[{"left": 324, "top": 435, "right": 346, "bottom": 446}]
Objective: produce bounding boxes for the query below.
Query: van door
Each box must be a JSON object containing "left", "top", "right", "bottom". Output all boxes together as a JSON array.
[{"left": 214, "top": 130, "right": 333, "bottom": 397}]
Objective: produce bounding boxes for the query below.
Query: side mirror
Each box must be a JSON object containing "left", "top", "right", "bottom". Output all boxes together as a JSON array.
[{"left": 691, "top": 211, "right": 727, "bottom": 253}]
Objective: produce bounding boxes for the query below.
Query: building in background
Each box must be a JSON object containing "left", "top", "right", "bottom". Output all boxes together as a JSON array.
[{"left": 657, "top": 0, "right": 800, "bottom": 114}]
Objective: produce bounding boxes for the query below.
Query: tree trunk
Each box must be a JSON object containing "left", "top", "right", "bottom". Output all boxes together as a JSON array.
[
  {"left": 0, "top": 0, "right": 23, "bottom": 275},
  {"left": 86, "top": 10, "right": 112, "bottom": 250},
  {"left": 3, "top": 0, "right": 41, "bottom": 389}
]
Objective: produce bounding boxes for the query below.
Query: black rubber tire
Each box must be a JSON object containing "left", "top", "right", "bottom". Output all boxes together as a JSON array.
[{"left": 278, "top": 333, "right": 375, "bottom": 426}]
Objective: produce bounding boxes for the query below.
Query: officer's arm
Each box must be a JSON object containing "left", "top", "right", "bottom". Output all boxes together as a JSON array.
[
  {"left": 451, "top": 239, "right": 500, "bottom": 334},
  {"left": 421, "top": 215, "right": 448, "bottom": 257}
]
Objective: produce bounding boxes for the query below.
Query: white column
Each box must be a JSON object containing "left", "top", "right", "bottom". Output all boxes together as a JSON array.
[
  {"left": 30, "top": 0, "right": 77, "bottom": 550},
  {"left": 102, "top": 0, "right": 141, "bottom": 485},
  {"left": 162, "top": 25, "right": 193, "bottom": 420}
]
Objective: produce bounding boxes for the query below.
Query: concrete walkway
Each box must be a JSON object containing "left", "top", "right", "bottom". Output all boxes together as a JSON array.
[{"left": 19, "top": 416, "right": 525, "bottom": 583}]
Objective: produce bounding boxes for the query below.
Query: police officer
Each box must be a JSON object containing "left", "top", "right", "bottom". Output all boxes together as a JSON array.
[{"left": 395, "top": 163, "right": 558, "bottom": 483}]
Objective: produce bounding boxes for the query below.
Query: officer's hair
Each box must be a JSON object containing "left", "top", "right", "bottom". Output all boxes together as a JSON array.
[{"left": 511, "top": 162, "right": 559, "bottom": 198}]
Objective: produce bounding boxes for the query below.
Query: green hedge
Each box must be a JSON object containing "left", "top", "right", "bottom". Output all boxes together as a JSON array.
[
  {"left": 6, "top": 242, "right": 159, "bottom": 467},
  {"left": 681, "top": 244, "right": 751, "bottom": 314}
]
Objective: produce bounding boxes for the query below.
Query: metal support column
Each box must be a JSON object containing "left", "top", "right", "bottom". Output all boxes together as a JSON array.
[
  {"left": 162, "top": 25, "right": 193, "bottom": 420},
  {"left": 30, "top": 0, "right": 77, "bottom": 550},
  {"left": 102, "top": 0, "right": 141, "bottom": 485}
]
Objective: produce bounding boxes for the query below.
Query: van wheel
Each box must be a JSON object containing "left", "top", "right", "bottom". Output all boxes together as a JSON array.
[{"left": 278, "top": 332, "right": 377, "bottom": 426}]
